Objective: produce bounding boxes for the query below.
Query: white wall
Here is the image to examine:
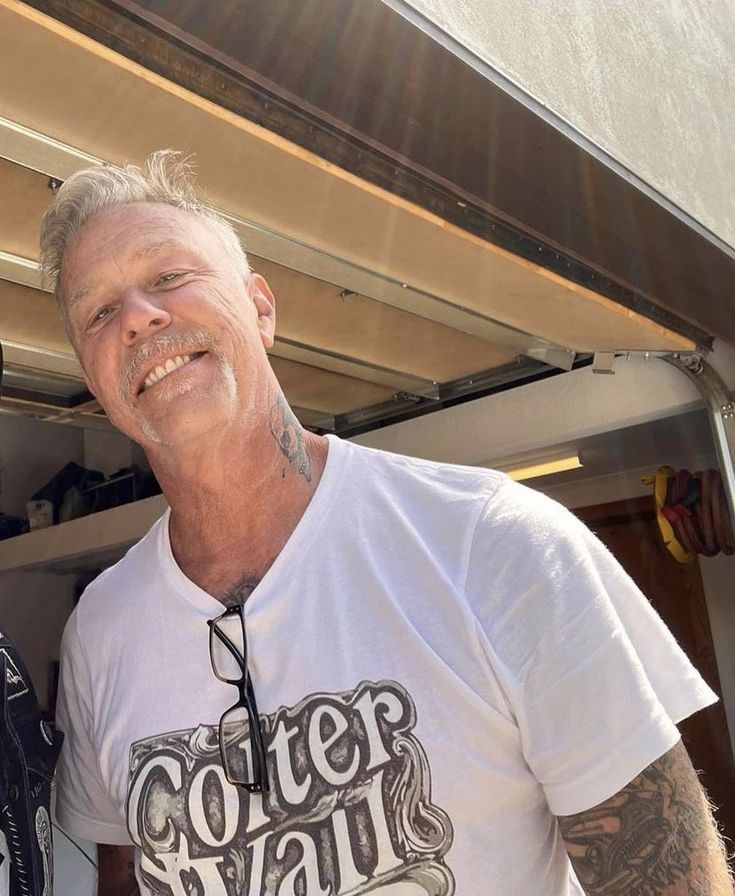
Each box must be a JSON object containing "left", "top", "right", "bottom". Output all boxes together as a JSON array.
[
  {"left": 54, "top": 828, "right": 96, "bottom": 896},
  {"left": 392, "top": 0, "right": 735, "bottom": 249},
  {"left": 0, "top": 413, "right": 84, "bottom": 518},
  {"left": 83, "top": 428, "right": 132, "bottom": 477}
]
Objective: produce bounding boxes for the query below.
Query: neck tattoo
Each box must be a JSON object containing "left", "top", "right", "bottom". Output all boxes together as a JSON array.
[{"left": 269, "top": 393, "right": 312, "bottom": 482}]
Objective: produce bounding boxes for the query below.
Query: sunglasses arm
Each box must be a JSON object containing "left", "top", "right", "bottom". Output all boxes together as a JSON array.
[{"left": 209, "top": 622, "right": 246, "bottom": 675}]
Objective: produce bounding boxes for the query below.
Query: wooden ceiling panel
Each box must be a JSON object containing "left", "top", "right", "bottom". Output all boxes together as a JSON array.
[
  {"left": 254, "top": 257, "right": 515, "bottom": 382},
  {"left": 0, "top": 157, "right": 51, "bottom": 258},
  {"left": 0, "top": 2, "right": 693, "bottom": 356},
  {"left": 0, "top": 279, "right": 70, "bottom": 353},
  {"left": 270, "top": 357, "right": 393, "bottom": 415}
]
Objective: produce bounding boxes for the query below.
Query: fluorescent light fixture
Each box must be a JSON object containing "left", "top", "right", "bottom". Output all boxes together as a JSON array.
[{"left": 495, "top": 453, "right": 583, "bottom": 481}]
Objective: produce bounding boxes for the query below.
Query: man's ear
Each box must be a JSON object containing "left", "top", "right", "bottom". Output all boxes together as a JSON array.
[{"left": 247, "top": 273, "right": 276, "bottom": 349}]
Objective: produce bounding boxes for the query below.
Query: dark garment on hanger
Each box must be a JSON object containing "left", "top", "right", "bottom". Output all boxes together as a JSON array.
[{"left": 0, "top": 632, "right": 63, "bottom": 895}]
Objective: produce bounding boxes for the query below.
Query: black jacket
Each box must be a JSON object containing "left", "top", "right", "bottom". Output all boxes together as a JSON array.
[{"left": 0, "top": 632, "right": 63, "bottom": 895}]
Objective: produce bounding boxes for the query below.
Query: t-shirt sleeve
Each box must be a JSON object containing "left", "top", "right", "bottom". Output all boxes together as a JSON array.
[
  {"left": 55, "top": 610, "right": 132, "bottom": 845},
  {"left": 465, "top": 478, "right": 718, "bottom": 817}
]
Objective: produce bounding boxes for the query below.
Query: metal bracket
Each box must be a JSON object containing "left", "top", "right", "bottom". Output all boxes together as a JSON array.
[
  {"left": 662, "top": 352, "right": 735, "bottom": 530},
  {"left": 592, "top": 351, "right": 616, "bottom": 375},
  {"left": 525, "top": 347, "right": 576, "bottom": 371}
]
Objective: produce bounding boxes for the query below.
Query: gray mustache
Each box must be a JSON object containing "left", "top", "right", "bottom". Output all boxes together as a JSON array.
[{"left": 120, "top": 331, "right": 218, "bottom": 398}]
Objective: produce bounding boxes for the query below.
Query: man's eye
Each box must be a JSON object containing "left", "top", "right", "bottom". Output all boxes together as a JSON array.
[
  {"left": 90, "top": 306, "right": 112, "bottom": 326},
  {"left": 156, "top": 271, "right": 183, "bottom": 285}
]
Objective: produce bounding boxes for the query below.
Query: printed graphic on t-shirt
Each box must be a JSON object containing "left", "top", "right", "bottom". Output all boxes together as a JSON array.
[
  {"left": 127, "top": 680, "right": 454, "bottom": 896},
  {"left": 0, "top": 648, "right": 28, "bottom": 701}
]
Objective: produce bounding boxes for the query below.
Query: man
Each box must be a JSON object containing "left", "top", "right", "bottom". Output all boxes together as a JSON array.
[{"left": 41, "top": 152, "right": 733, "bottom": 895}]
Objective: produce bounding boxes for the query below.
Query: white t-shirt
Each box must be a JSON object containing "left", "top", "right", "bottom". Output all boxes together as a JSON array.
[{"left": 55, "top": 435, "right": 717, "bottom": 895}]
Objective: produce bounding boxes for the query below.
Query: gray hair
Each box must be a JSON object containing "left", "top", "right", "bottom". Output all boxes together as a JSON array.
[{"left": 39, "top": 150, "right": 250, "bottom": 337}]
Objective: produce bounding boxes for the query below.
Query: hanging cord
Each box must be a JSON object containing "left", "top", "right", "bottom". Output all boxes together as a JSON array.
[
  {"left": 660, "top": 468, "right": 734, "bottom": 560},
  {"left": 51, "top": 822, "right": 98, "bottom": 869}
]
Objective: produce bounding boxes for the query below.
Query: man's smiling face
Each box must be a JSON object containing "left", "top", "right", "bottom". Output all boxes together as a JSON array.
[{"left": 60, "top": 202, "right": 276, "bottom": 448}]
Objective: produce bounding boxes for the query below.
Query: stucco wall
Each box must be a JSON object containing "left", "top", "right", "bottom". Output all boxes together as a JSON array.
[{"left": 392, "top": 0, "right": 735, "bottom": 250}]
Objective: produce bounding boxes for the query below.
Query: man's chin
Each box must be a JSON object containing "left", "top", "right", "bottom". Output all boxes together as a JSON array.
[
  {"left": 107, "top": 375, "right": 239, "bottom": 447},
  {"left": 134, "top": 404, "right": 233, "bottom": 450}
]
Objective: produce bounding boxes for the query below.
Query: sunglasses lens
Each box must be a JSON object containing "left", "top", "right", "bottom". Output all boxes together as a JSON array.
[
  {"left": 210, "top": 614, "right": 245, "bottom": 683},
  {"left": 220, "top": 704, "right": 261, "bottom": 787}
]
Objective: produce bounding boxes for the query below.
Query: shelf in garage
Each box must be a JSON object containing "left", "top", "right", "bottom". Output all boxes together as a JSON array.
[{"left": 0, "top": 494, "right": 167, "bottom": 575}]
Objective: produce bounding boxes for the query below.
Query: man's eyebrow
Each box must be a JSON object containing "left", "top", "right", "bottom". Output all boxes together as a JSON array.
[
  {"left": 67, "top": 284, "right": 94, "bottom": 311},
  {"left": 132, "top": 238, "right": 182, "bottom": 260}
]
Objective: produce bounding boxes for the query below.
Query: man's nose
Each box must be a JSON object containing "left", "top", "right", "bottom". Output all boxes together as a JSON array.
[{"left": 119, "top": 290, "right": 172, "bottom": 346}]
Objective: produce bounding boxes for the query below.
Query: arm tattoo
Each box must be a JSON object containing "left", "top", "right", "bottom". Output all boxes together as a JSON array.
[
  {"left": 219, "top": 573, "right": 262, "bottom": 608},
  {"left": 269, "top": 393, "right": 312, "bottom": 482},
  {"left": 558, "top": 741, "right": 732, "bottom": 895}
]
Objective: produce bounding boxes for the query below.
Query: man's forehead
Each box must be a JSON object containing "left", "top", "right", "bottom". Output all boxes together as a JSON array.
[
  {"left": 62, "top": 205, "right": 209, "bottom": 304},
  {"left": 73, "top": 203, "right": 202, "bottom": 252}
]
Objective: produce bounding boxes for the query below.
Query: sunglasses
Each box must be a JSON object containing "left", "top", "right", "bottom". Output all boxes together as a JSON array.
[{"left": 207, "top": 604, "right": 269, "bottom": 792}]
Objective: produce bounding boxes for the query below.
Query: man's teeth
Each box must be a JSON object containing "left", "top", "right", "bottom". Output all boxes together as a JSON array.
[{"left": 142, "top": 354, "right": 197, "bottom": 391}]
